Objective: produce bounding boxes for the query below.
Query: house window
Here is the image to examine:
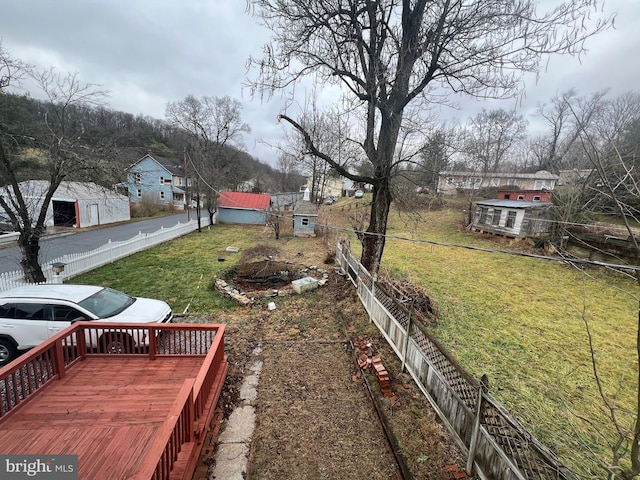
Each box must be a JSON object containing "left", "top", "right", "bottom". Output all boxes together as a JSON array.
[
  {"left": 506, "top": 211, "right": 517, "bottom": 228},
  {"left": 134, "top": 172, "right": 141, "bottom": 185},
  {"left": 490, "top": 178, "right": 500, "bottom": 187},
  {"left": 137, "top": 189, "right": 142, "bottom": 197},
  {"left": 160, "top": 191, "right": 165, "bottom": 200},
  {"left": 301, "top": 217, "right": 310, "bottom": 226},
  {"left": 533, "top": 195, "right": 541, "bottom": 201},
  {"left": 504, "top": 194, "right": 510, "bottom": 199},
  {"left": 160, "top": 176, "right": 164, "bottom": 184},
  {"left": 165, "top": 178, "right": 171, "bottom": 184},
  {"left": 517, "top": 195, "right": 524, "bottom": 200},
  {"left": 492, "top": 209, "right": 502, "bottom": 226}
]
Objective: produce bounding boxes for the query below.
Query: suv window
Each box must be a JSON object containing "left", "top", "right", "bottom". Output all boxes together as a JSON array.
[
  {"left": 0, "top": 303, "right": 15, "bottom": 318},
  {"left": 51, "top": 305, "right": 89, "bottom": 322},
  {"left": 12, "top": 303, "right": 47, "bottom": 320}
]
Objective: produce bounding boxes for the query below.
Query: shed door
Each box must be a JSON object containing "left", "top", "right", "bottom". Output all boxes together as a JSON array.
[{"left": 88, "top": 204, "right": 99, "bottom": 226}]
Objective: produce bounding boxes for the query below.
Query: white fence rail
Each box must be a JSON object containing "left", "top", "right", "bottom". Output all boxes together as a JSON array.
[
  {"left": 0, "top": 217, "right": 211, "bottom": 292},
  {"left": 335, "top": 240, "right": 575, "bottom": 480}
]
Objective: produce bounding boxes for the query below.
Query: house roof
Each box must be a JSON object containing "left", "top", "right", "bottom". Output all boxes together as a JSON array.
[
  {"left": 131, "top": 153, "right": 185, "bottom": 176},
  {"left": 218, "top": 191, "right": 271, "bottom": 210},
  {"left": 294, "top": 201, "right": 318, "bottom": 216},
  {"left": 474, "top": 199, "right": 551, "bottom": 209},
  {"left": 441, "top": 170, "right": 558, "bottom": 180},
  {"left": 9, "top": 180, "right": 126, "bottom": 201}
]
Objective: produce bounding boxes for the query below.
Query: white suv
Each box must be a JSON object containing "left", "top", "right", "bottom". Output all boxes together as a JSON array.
[{"left": 0, "top": 284, "right": 173, "bottom": 366}]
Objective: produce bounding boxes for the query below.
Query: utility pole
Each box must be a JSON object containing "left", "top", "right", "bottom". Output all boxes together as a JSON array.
[{"left": 184, "top": 148, "right": 190, "bottom": 221}]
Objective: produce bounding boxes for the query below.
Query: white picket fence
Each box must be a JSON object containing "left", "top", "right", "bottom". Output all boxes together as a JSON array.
[{"left": 0, "top": 217, "right": 211, "bottom": 292}]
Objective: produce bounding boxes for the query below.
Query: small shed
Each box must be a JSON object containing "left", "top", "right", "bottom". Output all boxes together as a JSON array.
[
  {"left": 471, "top": 199, "right": 553, "bottom": 238},
  {"left": 293, "top": 201, "right": 318, "bottom": 237},
  {"left": 217, "top": 191, "right": 271, "bottom": 225}
]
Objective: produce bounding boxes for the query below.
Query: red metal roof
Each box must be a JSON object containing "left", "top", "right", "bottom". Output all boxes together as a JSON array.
[{"left": 218, "top": 191, "right": 271, "bottom": 210}]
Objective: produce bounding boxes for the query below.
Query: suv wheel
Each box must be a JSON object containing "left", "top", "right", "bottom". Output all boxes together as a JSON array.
[{"left": 0, "top": 338, "right": 17, "bottom": 367}]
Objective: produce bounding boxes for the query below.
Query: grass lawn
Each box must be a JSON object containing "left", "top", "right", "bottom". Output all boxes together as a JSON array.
[
  {"left": 377, "top": 206, "right": 639, "bottom": 477},
  {"left": 73, "top": 207, "right": 639, "bottom": 477}
]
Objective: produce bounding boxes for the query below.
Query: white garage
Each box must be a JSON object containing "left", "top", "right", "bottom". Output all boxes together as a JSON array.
[{"left": 3, "top": 180, "right": 130, "bottom": 228}]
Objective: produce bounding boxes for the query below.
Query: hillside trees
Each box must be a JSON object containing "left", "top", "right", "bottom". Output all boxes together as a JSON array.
[
  {"left": 0, "top": 47, "right": 112, "bottom": 282},
  {"left": 247, "top": 0, "right": 612, "bottom": 274}
]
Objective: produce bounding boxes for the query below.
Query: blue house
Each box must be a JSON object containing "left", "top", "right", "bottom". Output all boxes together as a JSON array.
[
  {"left": 126, "top": 153, "right": 190, "bottom": 208},
  {"left": 217, "top": 191, "right": 271, "bottom": 225}
]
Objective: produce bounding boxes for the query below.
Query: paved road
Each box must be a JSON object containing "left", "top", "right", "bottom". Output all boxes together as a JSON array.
[{"left": 0, "top": 213, "right": 195, "bottom": 275}]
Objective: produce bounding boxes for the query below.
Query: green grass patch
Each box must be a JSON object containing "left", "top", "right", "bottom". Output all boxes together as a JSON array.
[
  {"left": 380, "top": 207, "right": 639, "bottom": 477},
  {"left": 73, "top": 224, "right": 267, "bottom": 313}
]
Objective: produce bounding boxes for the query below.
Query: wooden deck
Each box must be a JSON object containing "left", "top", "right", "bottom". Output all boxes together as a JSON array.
[{"left": 0, "top": 322, "right": 228, "bottom": 480}]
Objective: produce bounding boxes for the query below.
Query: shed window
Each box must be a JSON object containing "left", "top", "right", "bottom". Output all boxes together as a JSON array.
[
  {"left": 504, "top": 194, "right": 510, "bottom": 199},
  {"left": 478, "top": 207, "right": 489, "bottom": 224},
  {"left": 533, "top": 195, "right": 541, "bottom": 201},
  {"left": 517, "top": 195, "right": 524, "bottom": 200},
  {"left": 506, "top": 211, "right": 517, "bottom": 228},
  {"left": 301, "top": 217, "right": 310, "bottom": 226},
  {"left": 492, "top": 209, "right": 502, "bottom": 226}
]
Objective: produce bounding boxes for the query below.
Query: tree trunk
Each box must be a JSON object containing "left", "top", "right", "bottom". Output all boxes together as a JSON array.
[
  {"left": 18, "top": 230, "right": 46, "bottom": 283},
  {"left": 360, "top": 180, "right": 392, "bottom": 274}
]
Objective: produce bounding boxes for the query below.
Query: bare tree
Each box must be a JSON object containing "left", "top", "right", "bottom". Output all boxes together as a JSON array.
[
  {"left": 166, "top": 95, "right": 251, "bottom": 226},
  {"left": 247, "top": 0, "right": 612, "bottom": 274},
  {"left": 275, "top": 152, "right": 303, "bottom": 192},
  {"left": 462, "top": 108, "right": 527, "bottom": 174},
  {"left": 563, "top": 94, "right": 640, "bottom": 479},
  {"left": 0, "top": 57, "right": 109, "bottom": 282}
]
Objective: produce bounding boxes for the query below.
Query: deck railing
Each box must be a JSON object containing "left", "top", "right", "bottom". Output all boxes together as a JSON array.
[
  {"left": 0, "top": 321, "right": 226, "bottom": 427},
  {"left": 0, "top": 322, "right": 227, "bottom": 480}
]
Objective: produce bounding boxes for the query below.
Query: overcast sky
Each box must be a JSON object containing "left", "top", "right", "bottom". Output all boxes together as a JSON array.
[{"left": 1, "top": 1, "right": 638, "bottom": 167}]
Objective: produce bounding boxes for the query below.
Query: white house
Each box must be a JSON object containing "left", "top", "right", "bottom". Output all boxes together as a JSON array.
[{"left": 437, "top": 170, "right": 558, "bottom": 195}]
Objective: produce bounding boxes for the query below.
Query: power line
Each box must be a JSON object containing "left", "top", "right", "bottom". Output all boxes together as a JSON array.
[{"left": 192, "top": 193, "right": 640, "bottom": 272}]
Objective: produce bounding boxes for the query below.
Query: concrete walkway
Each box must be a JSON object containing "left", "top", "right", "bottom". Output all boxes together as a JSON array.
[{"left": 209, "top": 345, "right": 263, "bottom": 480}]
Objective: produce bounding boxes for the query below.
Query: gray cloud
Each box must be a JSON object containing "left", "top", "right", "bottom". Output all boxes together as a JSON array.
[{"left": 1, "top": 0, "right": 638, "bottom": 165}]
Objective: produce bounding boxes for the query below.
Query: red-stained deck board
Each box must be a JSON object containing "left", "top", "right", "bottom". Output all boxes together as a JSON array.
[{"left": 0, "top": 356, "right": 205, "bottom": 479}]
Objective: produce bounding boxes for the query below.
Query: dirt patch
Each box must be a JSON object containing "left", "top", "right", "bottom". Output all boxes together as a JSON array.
[{"left": 199, "top": 239, "right": 472, "bottom": 479}]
